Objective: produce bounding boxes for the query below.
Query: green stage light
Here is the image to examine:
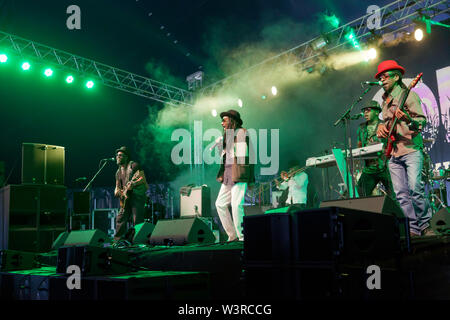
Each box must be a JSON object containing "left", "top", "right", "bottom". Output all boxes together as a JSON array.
[
  {"left": 345, "top": 28, "right": 361, "bottom": 50},
  {"left": 86, "top": 80, "right": 94, "bottom": 89},
  {"left": 211, "top": 109, "right": 217, "bottom": 117},
  {"left": 261, "top": 95, "right": 267, "bottom": 100},
  {"left": 66, "top": 75, "right": 74, "bottom": 83},
  {"left": 237, "top": 98, "right": 243, "bottom": 108},
  {"left": 21, "top": 62, "right": 31, "bottom": 70},
  {"left": 325, "top": 14, "right": 340, "bottom": 28},
  {"left": 0, "top": 54, "right": 7, "bottom": 63},
  {"left": 44, "top": 68, "right": 53, "bottom": 77}
]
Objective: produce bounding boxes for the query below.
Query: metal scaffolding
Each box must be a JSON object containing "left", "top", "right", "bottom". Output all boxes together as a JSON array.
[
  {"left": 198, "top": 0, "right": 449, "bottom": 97},
  {"left": 0, "top": 30, "right": 194, "bottom": 106},
  {"left": 0, "top": 0, "right": 447, "bottom": 105}
]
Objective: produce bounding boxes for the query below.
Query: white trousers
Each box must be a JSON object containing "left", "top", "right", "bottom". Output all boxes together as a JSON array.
[{"left": 215, "top": 182, "right": 247, "bottom": 241}]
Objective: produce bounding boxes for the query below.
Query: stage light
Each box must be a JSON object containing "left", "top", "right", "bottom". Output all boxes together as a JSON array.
[
  {"left": 66, "top": 75, "right": 74, "bottom": 83},
  {"left": 237, "top": 99, "right": 243, "bottom": 108},
  {"left": 271, "top": 86, "right": 278, "bottom": 96},
  {"left": 363, "top": 48, "right": 377, "bottom": 61},
  {"left": 86, "top": 80, "right": 94, "bottom": 89},
  {"left": 211, "top": 109, "right": 217, "bottom": 117},
  {"left": 21, "top": 62, "right": 31, "bottom": 70},
  {"left": 345, "top": 28, "right": 361, "bottom": 50},
  {"left": 44, "top": 68, "right": 53, "bottom": 77},
  {"left": 311, "top": 36, "right": 328, "bottom": 51},
  {"left": 261, "top": 95, "right": 267, "bottom": 100},
  {"left": 414, "top": 28, "right": 424, "bottom": 41},
  {"left": 0, "top": 54, "right": 7, "bottom": 63}
]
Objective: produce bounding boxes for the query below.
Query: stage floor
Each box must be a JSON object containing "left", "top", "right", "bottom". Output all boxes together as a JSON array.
[{"left": 1, "top": 236, "right": 450, "bottom": 300}]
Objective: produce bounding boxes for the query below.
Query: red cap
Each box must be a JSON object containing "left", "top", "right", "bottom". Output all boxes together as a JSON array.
[{"left": 374, "top": 60, "right": 405, "bottom": 79}]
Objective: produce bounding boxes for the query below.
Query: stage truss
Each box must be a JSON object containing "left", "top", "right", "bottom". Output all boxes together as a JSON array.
[
  {"left": 198, "top": 0, "right": 449, "bottom": 97},
  {"left": 0, "top": 31, "right": 194, "bottom": 107},
  {"left": 0, "top": 0, "right": 448, "bottom": 106}
]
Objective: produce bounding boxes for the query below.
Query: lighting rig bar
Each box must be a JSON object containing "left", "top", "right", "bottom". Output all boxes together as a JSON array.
[
  {"left": 0, "top": 30, "right": 194, "bottom": 106},
  {"left": 198, "top": 0, "right": 449, "bottom": 97}
]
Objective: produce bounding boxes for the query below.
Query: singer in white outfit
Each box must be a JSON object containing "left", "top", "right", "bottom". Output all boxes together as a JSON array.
[{"left": 215, "top": 110, "right": 254, "bottom": 242}]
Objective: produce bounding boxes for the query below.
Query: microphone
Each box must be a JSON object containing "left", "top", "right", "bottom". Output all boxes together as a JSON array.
[
  {"left": 209, "top": 136, "right": 223, "bottom": 151},
  {"left": 75, "top": 177, "right": 87, "bottom": 182},
  {"left": 101, "top": 157, "right": 115, "bottom": 162},
  {"left": 361, "top": 81, "right": 383, "bottom": 86},
  {"left": 350, "top": 112, "right": 364, "bottom": 120}
]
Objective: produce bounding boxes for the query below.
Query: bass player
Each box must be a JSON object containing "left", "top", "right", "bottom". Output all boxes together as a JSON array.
[{"left": 375, "top": 60, "right": 434, "bottom": 237}]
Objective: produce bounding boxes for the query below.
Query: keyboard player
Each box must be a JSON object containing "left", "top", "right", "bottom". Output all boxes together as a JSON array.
[{"left": 356, "top": 100, "right": 394, "bottom": 198}]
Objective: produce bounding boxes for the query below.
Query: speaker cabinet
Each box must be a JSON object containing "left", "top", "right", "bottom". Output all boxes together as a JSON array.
[
  {"left": 6, "top": 227, "right": 65, "bottom": 253},
  {"left": 290, "top": 207, "right": 400, "bottom": 263},
  {"left": 180, "top": 186, "right": 211, "bottom": 218},
  {"left": 21, "top": 143, "right": 65, "bottom": 185},
  {"left": 1, "top": 184, "right": 67, "bottom": 251},
  {"left": 0, "top": 250, "right": 39, "bottom": 271},
  {"left": 243, "top": 213, "right": 291, "bottom": 263},
  {"left": 133, "top": 222, "right": 155, "bottom": 244},
  {"left": 320, "top": 196, "right": 404, "bottom": 218},
  {"left": 63, "top": 229, "right": 109, "bottom": 247},
  {"left": 149, "top": 217, "right": 215, "bottom": 245},
  {"left": 51, "top": 231, "right": 70, "bottom": 250},
  {"left": 56, "top": 245, "right": 130, "bottom": 276}
]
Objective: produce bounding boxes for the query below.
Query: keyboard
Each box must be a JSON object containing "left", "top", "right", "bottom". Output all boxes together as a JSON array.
[{"left": 306, "top": 143, "right": 383, "bottom": 168}]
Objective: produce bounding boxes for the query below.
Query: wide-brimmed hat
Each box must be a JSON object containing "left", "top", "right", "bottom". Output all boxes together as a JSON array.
[
  {"left": 361, "top": 100, "right": 382, "bottom": 112},
  {"left": 374, "top": 60, "right": 405, "bottom": 79},
  {"left": 115, "top": 146, "right": 130, "bottom": 158},
  {"left": 220, "top": 109, "right": 243, "bottom": 126}
]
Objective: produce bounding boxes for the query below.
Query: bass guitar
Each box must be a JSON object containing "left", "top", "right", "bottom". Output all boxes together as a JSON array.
[{"left": 384, "top": 72, "right": 423, "bottom": 158}]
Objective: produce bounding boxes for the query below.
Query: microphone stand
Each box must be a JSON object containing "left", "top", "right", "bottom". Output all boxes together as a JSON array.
[
  {"left": 83, "top": 159, "right": 109, "bottom": 192},
  {"left": 333, "top": 85, "right": 373, "bottom": 199}
]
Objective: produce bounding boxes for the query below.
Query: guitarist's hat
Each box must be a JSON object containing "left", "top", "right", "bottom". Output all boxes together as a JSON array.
[
  {"left": 115, "top": 146, "right": 130, "bottom": 158},
  {"left": 375, "top": 60, "right": 405, "bottom": 79},
  {"left": 361, "top": 100, "right": 382, "bottom": 112}
]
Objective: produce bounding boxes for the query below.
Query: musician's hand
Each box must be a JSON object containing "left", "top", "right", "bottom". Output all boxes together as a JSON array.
[
  {"left": 376, "top": 123, "right": 389, "bottom": 138},
  {"left": 394, "top": 108, "right": 409, "bottom": 122},
  {"left": 274, "top": 179, "right": 280, "bottom": 187}
]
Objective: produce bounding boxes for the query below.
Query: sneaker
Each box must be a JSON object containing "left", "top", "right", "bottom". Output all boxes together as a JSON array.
[
  {"left": 410, "top": 232, "right": 421, "bottom": 238},
  {"left": 422, "top": 227, "right": 437, "bottom": 236}
]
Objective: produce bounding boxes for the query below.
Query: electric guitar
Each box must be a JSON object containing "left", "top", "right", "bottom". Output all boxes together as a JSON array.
[
  {"left": 384, "top": 72, "right": 423, "bottom": 158},
  {"left": 119, "top": 171, "right": 140, "bottom": 210}
]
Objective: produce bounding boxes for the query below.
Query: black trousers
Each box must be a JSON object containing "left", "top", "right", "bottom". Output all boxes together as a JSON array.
[
  {"left": 357, "top": 168, "right": 395, "bottom": 198},
  {"left": 114, "top": 194, "right": 146, "bottom": 241}
]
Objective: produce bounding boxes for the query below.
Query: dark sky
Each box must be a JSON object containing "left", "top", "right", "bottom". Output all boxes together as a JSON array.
[
  {"left": 0, "top": 0, "right": 447, "bottom": 195},
  {"left": 0, "top": 0, "right": 395, "bottom": 83}
]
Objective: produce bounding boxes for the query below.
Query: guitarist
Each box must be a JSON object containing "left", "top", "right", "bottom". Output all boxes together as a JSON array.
[
  {"left": 113, "top": 146, "right": 149, "bottom": 242},
  {"left": 375, "top": 60, "right": 433, "bottom": 237}
]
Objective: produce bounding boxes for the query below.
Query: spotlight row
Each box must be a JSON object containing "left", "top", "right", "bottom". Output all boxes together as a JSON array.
[{"left": 0, "top": 54, "right": 95, "bottom": 89}]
